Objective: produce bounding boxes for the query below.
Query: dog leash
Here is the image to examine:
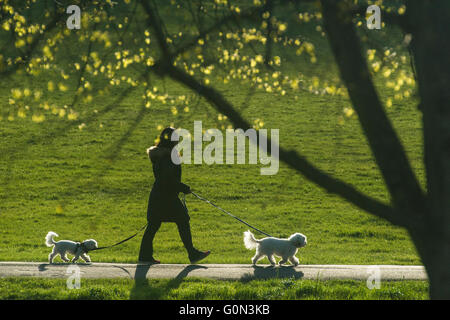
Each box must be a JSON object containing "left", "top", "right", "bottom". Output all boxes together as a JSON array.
[
  {"left": 88, "top": 223, "right": 148, "bottom": 252},
  {"left": 87, "top": 191, "right": 272, "bottom": 253},
  {"left": 190, "top": 191, "right": 273, "bottom": 238},
  {"left": 86, "top": 192, "right": 186, "bottom": 252}
]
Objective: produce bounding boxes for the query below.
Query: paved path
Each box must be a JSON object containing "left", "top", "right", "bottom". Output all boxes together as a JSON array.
[{"left": 0, "top": 262, "right": 427, "bottom": 281}]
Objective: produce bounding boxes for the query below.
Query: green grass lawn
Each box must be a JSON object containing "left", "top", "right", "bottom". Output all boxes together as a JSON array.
[
  {"left": 0, "top": 72, "right": 423, "bottom": 265},
  {"left": 0, "top": 3, "right": 426, "bottom": 300},
  {"left": 0, "top": 79, "right": 423, "bottom": 265},
  {"left": 0, "top": 277, "right": 429, "bottom": 300}
]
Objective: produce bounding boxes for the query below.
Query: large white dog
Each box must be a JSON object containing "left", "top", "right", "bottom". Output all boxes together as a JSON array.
[
  {"left": 45, "top": 231, "right": 98, "bottom": 263},
  {"left": 243, "top": 230, "right": 307, "bottom": 266}
]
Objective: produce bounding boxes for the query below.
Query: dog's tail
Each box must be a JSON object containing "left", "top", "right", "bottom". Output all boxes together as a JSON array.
[
  {"left": 45, "top": 231, "right": 58, "bottom": 247},
  {"left": 243, "top": 230, "right": 260, "bottom": 250}
]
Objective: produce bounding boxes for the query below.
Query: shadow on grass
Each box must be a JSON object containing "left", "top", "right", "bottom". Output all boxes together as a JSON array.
[
  {"left": 129, "top": 264, "right": 208, "bottom": 300},
  {"left": 240, "top": 265, "right": 304, "bottom": 283}
]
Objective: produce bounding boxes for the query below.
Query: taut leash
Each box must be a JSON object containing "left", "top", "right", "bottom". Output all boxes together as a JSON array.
[
  {"left": 190, "top": 191, "right": 273, "bottom": 238},
  {"left": 86, "top": 191, "right": 272, "bottom": 253},
  {"left": 88, "top": 223, "right": 148, "bottom": 252}
]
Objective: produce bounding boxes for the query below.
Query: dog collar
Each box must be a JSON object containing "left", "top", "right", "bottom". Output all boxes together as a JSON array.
[{"left": 76, "top": 242, "right": 89, "bottom": 254}]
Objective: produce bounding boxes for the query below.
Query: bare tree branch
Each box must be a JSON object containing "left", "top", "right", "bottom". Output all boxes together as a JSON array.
[
  {"left": 141, "top": 0, "right": 261, "bottom": 65},
  {"left": 0, "top": 9, "right": 64, "bottom": 77},
  {"left": 165, "top": 64, "right": 400, "bottom": 225},
  {"left": 263, "top": 0, "right": 274, "bottom": 66}
]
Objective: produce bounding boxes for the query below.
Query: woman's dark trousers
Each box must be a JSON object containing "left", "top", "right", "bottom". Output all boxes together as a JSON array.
[{"left": 138, "top": 219, "right": 195, "bottom": 261}]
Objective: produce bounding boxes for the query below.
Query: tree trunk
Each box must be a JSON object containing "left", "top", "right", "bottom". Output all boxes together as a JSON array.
[
  {"left": 410, "top": 225, "right": 450, "bottom": 299},
  {"left": 407, "top": 0, "right": 450, "bottom": 299},
  {"left": 427, "top": 247, "right": 450, "bottom": 299}
]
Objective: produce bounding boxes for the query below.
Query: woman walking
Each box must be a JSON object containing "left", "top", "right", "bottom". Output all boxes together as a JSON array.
[{"left": 138, "top": 127, "right": 210, "bottom": 264}]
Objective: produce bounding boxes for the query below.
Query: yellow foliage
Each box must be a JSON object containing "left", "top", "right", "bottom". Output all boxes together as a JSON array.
[
  {"left": 18, "top": 109, "right": 27, "bottom": 118},
  {"left": 343, "top": 107, "right": 354, "bottom": 117},
  {"left": 11, "top": 88, "right": 22, "bottom": 99},
  {"left": 386, "top": 98, "right": 393, "bottom": 107},
  {"left": 32, "top": 114, "right": 45, "bottom": 123},
  {"left": 58, "top": 83, "right": 68, "bottom": 92}
]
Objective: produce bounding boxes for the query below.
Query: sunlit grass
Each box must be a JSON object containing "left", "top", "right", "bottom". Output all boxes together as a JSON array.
[
  {"left": 0, "top": 277, "right": 428, "bottom": 300},
  {"left": 0, "top": 4, "right": 423, "bottom": 268}
]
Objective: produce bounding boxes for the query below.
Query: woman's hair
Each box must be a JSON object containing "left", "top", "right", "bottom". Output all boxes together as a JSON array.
[{"left": 157, "top": 126, "right": 176, "bottom": 148}]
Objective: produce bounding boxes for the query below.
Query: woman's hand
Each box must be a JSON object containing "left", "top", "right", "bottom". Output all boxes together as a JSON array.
[{"left": 181, "top": 183, "right": 191, "bottom": 194}]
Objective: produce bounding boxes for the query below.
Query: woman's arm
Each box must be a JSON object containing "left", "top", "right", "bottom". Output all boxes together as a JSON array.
[
  {"left": 179, "top": 182, "right": 191, "bottom": 194},
  {"left": 158, "top": 159, "right": 191, "bottom": 194},
  {"left": 149, "top": 146, "right": 191, "bottom": 194}
]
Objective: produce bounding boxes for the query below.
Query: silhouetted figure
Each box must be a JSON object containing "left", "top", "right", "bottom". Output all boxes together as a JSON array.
[{"left": 138, "top": 127, "right": 210, "bottom": 264}]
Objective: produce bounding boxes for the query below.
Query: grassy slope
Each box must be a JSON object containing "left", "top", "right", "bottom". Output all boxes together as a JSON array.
[
  {"left": 0, "top": 81, "right": 423, "bottom": 265},
  {"left": 0, "top": 6, "right": 424, "bottom": 268}
]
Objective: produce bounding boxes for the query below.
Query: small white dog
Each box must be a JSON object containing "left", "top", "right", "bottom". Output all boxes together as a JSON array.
[
  {"left": 243, "top": 230, "right": 307, "bottom": 266},
  {"left": 45, "top": 231, "right": 98, "bottom": 263}
]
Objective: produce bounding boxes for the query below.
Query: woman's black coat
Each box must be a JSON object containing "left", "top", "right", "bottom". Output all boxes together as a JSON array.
[{"left": 146, "top": 146, "right": 190, "bottom": 223}]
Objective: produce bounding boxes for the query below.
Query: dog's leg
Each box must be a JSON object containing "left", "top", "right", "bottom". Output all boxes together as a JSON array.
[
  {"left": 278, "top": 257, "right": 288, "bottom": 265},
  {"left": 289, "top": 256, "right": 299, "bottom": 266},
  {"left": 48, "top": 251, "right": 56, "bottom": 264},
  {"left": 267, "top": 255, "right": 276, "bottom": 266},
  {"left": 81, "top": 253, "right": 91, "bottom": 263},
  {"left": 60, "top": 254, "right": 70, "bottom": 263},
  {"left": 251, "top": 252, "right": 263, "bottom": 265},
  {"left": 71, "top": 255, "right": 80, "bottom": 263}
]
